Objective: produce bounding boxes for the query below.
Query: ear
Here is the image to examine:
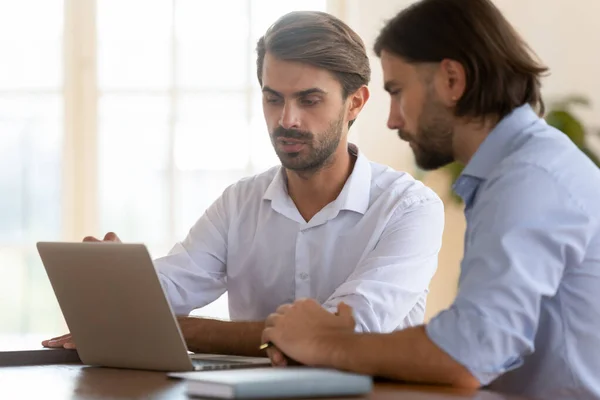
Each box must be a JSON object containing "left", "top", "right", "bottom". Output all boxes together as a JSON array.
[
  {"left": 346, "top": 85, "right": 370, "bottom": 124},
  {"left": 436, "top": 59, "right": 466, "bottom": 106}
]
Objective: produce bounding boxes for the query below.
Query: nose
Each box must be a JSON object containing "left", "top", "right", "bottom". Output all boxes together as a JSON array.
[
  {"left": 387, "top": 103, "right": 405, "bottom": 131},
  {"left": 279, "top": 103, "right": 301, "bottom": 130}
]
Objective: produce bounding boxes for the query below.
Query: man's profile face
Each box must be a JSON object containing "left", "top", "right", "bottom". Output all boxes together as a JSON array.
[
  {"left": 381, "top": 50, "right": 455, "bottom": 171},
  {"left": 260, "top": 52, "right": 348, "bottom": 173}
]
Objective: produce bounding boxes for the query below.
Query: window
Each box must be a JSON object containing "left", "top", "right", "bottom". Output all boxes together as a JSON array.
[
  {"left": 0, "top": 0, "right": 65, "bottom": 337},
  {"left": 0, "top": 0, "right": 330, "bottom": 338}
]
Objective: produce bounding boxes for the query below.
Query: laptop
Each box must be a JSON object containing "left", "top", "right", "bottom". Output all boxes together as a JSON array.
[{"left": 36, "top": 241, "right": 271, "bottom": 372}]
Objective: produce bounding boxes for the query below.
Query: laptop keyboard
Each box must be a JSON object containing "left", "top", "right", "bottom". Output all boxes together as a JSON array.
[{"left": 191, "top": 359, "right": 247, "bottom": 371}]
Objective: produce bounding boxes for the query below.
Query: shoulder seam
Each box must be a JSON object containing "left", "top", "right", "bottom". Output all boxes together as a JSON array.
[{"left": 490, "top": 161, "right": 596, "bottom": 224}]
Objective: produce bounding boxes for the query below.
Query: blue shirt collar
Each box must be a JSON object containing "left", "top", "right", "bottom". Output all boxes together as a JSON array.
[{"left": 453, "top": 104, "right": 541, "bottom": 204}]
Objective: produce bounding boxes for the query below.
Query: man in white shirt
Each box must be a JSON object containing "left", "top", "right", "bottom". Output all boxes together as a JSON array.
[{"left": 43, "top": 11, "right": 444, "bottom": 357}]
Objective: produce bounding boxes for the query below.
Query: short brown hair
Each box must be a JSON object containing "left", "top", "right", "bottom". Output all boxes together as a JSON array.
[
  {"left": 374, "top": 0, "right": 549, "bottom": 119},
  {"left": 256, "top": 11, "right": 370, "bottom": 99}
]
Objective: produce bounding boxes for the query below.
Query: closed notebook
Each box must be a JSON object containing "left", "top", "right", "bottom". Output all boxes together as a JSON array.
[{"left": 168, "top": 367, "right": 373, "bottom": 399}]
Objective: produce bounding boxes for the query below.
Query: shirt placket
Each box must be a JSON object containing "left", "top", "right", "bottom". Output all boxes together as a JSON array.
[{"left": 294, "top": 228, "right": 311, "bottom": 299}]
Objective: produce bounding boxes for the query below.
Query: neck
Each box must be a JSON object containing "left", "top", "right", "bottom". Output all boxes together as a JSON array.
[
  {"left": 286, "top": 142, "right": 355, "bottom": 222},
  {"left": 452, "top": 115, "right": 500, "bottom": 165}
]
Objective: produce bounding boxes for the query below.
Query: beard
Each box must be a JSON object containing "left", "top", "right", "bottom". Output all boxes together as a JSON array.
[
  {"left": 270, "top": 110, "right": 345, "bottom": 173},
  {"left": 398, "top": 90, "right": 455, "bottom": 171}
]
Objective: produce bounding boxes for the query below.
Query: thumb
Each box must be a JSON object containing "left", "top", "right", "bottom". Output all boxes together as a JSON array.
[{"left": 336, "top": 302, "right": 354, "bottom": 318}]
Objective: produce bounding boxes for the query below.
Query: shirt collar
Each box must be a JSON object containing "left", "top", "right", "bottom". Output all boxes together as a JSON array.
[
  {"left": 454, "top": 104, "right": 541, "bottom": 204},
  {"left": 263, "top": 166, "right": 286, "bottom": 202},
  {"left": 263, "top": 143, "right": 372, "bottom": 221},
  {"left": 461, "top": 104, "right": 541, "bottom": 180},
  {"left": 335, "top": 143, "right": 371, "bottom": 215}
]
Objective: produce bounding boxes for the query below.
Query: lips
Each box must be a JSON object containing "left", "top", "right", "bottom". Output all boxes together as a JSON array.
[{"left": 277, "top": 137, "right": 305, "bottom": 153}]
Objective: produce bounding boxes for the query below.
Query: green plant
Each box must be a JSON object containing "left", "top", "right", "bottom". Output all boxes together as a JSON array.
[{"left": 444, "top": 96, "right": 600, "bottom": 202}]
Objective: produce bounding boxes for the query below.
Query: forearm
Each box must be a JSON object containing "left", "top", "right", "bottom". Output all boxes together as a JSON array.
[
  {"left": 177, "top": 316, "right": 266, "bottom": 357},
  {"left": 324, "top": 325, "right": 480, "bottom": 388}
]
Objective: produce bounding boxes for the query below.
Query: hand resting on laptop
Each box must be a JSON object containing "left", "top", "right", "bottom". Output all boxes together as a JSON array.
[
  {"left": 42, "top": 232, "right": 121, "bottom": 350},
  {"left": 40, "top": 231, "right": 290, "bottom": 368}
]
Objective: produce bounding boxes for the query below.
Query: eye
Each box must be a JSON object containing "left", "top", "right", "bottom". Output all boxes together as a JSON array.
[
  {"left": 264, "top": 96, "right": 282, "bottom": 105},
  {"left": 300, "top": 97, "right": 321, "bottom": 106}
]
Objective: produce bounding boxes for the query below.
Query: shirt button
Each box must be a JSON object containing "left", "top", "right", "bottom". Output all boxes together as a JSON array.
[{"left": 299, "top": 272, "right": 309, "bottom": 280}]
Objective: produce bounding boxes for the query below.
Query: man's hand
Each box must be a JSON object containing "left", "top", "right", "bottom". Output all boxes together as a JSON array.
[
  {"left": 262, "top": 299, "right": 356, "bottom": 367},
  {"left": 41, "top": 332, "right": 76, "bottom": 349},
  {"left": 82, "top": 232, "right": 122, "bottom": 244},
  {"left": 41, "top": 232, "right": 122, "bottom": 349}
]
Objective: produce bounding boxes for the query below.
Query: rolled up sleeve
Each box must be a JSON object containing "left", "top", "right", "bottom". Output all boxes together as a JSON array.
[
  {"left": 155, "top": 187, "right": 233, "bottom": 315},
  {"left": 323, "top": 195, "right": 445, "bottom": 333},
  {"left": 426, "top": 166, "right": 592, "bottom": 385}
]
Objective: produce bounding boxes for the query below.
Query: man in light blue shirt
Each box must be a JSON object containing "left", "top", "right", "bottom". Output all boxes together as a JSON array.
[{"left": 262, "top": 0, "right": 600, "bottom": 398}]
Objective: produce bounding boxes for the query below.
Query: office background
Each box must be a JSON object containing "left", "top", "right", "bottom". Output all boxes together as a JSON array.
[{"left": 1, "top": 0, "right": 599, "bottom": 339}]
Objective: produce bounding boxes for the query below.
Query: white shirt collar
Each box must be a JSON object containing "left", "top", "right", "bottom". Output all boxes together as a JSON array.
[{"left": 263, "top": 143, "right": 372, "bottom": 224}]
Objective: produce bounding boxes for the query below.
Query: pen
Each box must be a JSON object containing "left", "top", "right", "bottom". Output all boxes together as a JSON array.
[{"left": 259, "top": 341, "right": 274, "bottom": 351}]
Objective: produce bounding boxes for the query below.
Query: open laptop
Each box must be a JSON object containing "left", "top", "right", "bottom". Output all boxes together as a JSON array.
[{"left": 36, "top": 241, "right": 271, "bottom": 372}]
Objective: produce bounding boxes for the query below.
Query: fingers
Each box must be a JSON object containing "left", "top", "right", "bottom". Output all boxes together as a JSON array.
[
  {"left": 103, "top": 232, "right": 121, "bottom": 242},
  {"left": 63, "top": 341, "right": 77, "bottom": 349},
  {"left": 266, "top": 347, "right": 287, "bottom": 367},
  {"left": 262, "top": 327, "right": 287, "bottom": 367},
  {"left": 273, "top": 300, "right": 315, "bottom": 317},
  {"left": 336, "top": 302, "right": 353, "bottom": 317},
  {"left": 82, "top": 232, "right": 121, "bottom": 243},
  {"left": 265, "top": 312, "right": 281, "bottom": 328},
  {"left": 41, "top": 333, "right": 71, "bottom": 346},
  {"left": 275, "top": 303, "right": 292, "bottom": 315},
  {"left": 42, "top": 333, "right": 75, "bottom": 349},
  {"left": 336, "top": 302, "right": 356, "bottom": 327},
  {"left": 293, "top": 298, "right": 321, "bottom": 313},
  {"left": 261, "top": 327, "right": 275, "bottom": 346}
]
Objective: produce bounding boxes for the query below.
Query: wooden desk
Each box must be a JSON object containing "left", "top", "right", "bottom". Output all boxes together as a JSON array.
[{"left": 0, "top": 364, "right": 529, "bottom": 399}]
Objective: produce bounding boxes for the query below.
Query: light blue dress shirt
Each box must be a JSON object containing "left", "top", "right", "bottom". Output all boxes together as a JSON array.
[
  {"left": 155, "top": 145, "right": 444, "bottom": 333},
  {"left": 426, "top": 105, "right": 600, "bottom": 399}
]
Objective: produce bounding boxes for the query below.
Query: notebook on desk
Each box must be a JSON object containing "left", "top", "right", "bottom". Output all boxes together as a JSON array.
[{"left": 168, "top": 367, "right": 373, "bottom": 399}]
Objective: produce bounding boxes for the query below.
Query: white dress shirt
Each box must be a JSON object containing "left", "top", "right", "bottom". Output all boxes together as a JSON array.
[{"left": 155, "top": 145, "right": 444, "bottom": 332}]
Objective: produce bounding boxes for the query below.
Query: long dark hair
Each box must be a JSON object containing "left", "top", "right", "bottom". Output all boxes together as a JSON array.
[{"left": 374, "top": 0, "right": 549, "bottom": 119}]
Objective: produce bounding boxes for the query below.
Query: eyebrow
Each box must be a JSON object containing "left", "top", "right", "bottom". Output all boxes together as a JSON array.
[
  {"left": 383, "top": 80, "right": 400, "bottom": 93},
  {"left": 262, "top": 86, "right": 327, "bottom": 98}
]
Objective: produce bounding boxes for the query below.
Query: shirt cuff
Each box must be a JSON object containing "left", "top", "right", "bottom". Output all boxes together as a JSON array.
[
  {"left": 322, "top": 300, "right": 376, "bottom": 333},
  {"left": 425, "top": 305, "right": 525, "bottom": 385}
]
